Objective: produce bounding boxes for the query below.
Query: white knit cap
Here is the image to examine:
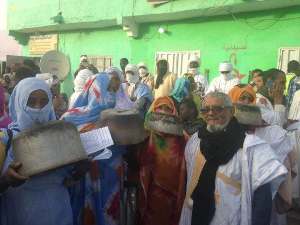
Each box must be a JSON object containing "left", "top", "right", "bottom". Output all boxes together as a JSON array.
[{"left": 219, "top": 62, "right": 233, "bottom": 72}]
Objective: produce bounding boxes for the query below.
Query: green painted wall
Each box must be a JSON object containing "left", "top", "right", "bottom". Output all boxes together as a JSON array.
[
  {"left": 132, "top": 6, "right": 300, "bottom": 78},
  {"left": 7, "top": 0, "right": 247, "bottom": 31},
  {"left": 58, "top": 27, "right": 131, "bottom": 94},
  {"left": 42, "top": 6, "right": 300, "bottom": 95}
]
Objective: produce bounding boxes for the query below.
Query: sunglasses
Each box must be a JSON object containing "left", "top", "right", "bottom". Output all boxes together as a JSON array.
[{"left": 200, "top": 105, "right": 231, "bottom": 114}]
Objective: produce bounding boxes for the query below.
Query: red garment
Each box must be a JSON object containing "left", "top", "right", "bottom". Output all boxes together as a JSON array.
[
  {"left": 139, "top": 133, "right": 186, "bottom": 225},
  {"left": 139, "top": 96, "right": 186, "bottom": 225}
]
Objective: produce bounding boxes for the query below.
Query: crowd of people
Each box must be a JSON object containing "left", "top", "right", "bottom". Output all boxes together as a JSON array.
[{"left": 0, "top": 54, "right": 299, "bottom": 225}]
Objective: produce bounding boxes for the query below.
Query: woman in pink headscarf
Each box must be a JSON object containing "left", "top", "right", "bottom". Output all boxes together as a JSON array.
[{"left": 0, "top": 86, "right": 11, "bottom": 128}]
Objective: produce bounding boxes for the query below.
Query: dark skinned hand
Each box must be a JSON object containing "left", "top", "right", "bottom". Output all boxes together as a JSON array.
[{"left": 3, "top": 162, "right": 28, "bottom": 187}]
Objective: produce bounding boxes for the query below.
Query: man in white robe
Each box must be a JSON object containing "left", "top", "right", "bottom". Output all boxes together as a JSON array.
[
  {"left": 287, "top": 90, "right": 300, "bottom": 204},
  {"left": 179, "top": 92, "right": 287, "bottom": 225},
  {"left": 206, "top": 62, "right": 239, "bottom": 94},
  {"left": 188, "top": 55, "right": 208, "bottom": 97},
  {"left": 234, "top": 104, "right": 296, "bottom": 225}
]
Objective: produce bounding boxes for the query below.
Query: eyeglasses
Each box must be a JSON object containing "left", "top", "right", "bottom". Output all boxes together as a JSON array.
[
  {"left": 220, "top": 71, "right": 230, "bottom": 74},
  {"left": 200, "top": 105, "right": 231, "bottom": 114}
]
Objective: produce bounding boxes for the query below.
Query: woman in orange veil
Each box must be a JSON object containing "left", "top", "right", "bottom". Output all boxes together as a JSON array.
[{"left": 138, "top": 96, "right": 186, "bottom": 225}]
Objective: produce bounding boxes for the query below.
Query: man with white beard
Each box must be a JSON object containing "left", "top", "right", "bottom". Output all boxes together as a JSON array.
[
  {"left": 206, "top": 62, "right": 240, "bottom": 94},
  {"left": 179, "top": 91, "right": 287, "bottom": 225}
]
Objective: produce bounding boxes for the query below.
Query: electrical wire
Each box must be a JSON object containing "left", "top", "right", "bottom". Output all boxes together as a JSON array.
[
  {"left": 228, "top": 9, "right": 299, "bottom": 31},
  {"left": 142, "top": 0, "right": 300, "bottom": 40}
]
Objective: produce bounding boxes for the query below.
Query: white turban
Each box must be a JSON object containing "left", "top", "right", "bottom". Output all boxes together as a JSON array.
[
  {"left": 219, "top": 62, "right": 233, "bottom": 72},
  {"left": 188, "top": 56, "right": 200, "bottom": 74},
  {"left": 189, "top": 55, "right": 199, "bottom": 64}
]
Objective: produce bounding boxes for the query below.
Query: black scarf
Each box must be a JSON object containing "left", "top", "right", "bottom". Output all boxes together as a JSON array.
[
  {"left": 191, "top": 117, "right": 245, "bottom": 225},
  {"left": 183, "top": 119, "right": 205, "bottom": 136}
]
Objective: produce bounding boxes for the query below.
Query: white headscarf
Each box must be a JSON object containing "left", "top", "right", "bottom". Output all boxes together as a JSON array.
[
  {"left": 188, "top": 55, "right": 200, "bottom": 75},
  {"left": 125, "top": 64, "right": 139, "bottom": 84},
  {"left": 9, "top": 77, "right": 56, "bottom": 131},
  {"left": 219, "top": 62, "right": 233, "bottom": 72},
  {"left": 74, "top": 69, "right": 94, "bottom": 93},
  {"left": 219, "top": 62, "right": 233, "bottom": 80},
  {"left": 69, "top": 69, "right": 94, "bottom": 109},
  {"left": 189, "top": 55, "right": 199, "bottom": 65},
  {"left": 137, "top": 62, "right": 148, "bottom": 78}
]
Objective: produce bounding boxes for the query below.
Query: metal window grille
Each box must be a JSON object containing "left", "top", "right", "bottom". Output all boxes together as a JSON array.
[
  {"left": 88, "top": 56, "right": 112, "bottom": 72},
  {"left": 278, "top": 47, "right": 300, "bottom": 73},
  {"left": 155, "top": 50, "right": 200, "bottom": 76}
]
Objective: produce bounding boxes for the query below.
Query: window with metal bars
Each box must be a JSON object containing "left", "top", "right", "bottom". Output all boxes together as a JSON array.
[
  {"left": 278, "top": 47, "right": 300, "bottom": 73},
  {"left": 88, "top": 56, "right": 112, "bottom": 72},
  {"left": 155, "top": 50, "right": 200, "bottom": 76}
]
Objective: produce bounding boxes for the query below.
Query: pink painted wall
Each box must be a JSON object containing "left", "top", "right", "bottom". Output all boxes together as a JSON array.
[{"left": 0, "top": 0, "right": 22, "bottom": 61}]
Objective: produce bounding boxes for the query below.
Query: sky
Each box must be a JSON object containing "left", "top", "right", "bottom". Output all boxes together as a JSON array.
[
  {"left": 0, "top": 0, "right": 7, "bottom": 30},
  {"left": 0, "top": 0, "right": 22, "bottom": 61}
]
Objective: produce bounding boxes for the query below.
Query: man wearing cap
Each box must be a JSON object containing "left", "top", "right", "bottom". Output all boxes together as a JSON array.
[
  {"left": 206, "top": 62, "right": 240, "bottom": 94},
  {"left": 125, "top": 64, "right": 153, "bottom": 117},
  {"left": 137, "top": 62, "right": 154, "bottom": 91},
  {"left": 188, "top": 56, "right": 208, "bottom": 97},
  {"left": 179, "top": 91, "right": 287, "bottom": 225}
]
